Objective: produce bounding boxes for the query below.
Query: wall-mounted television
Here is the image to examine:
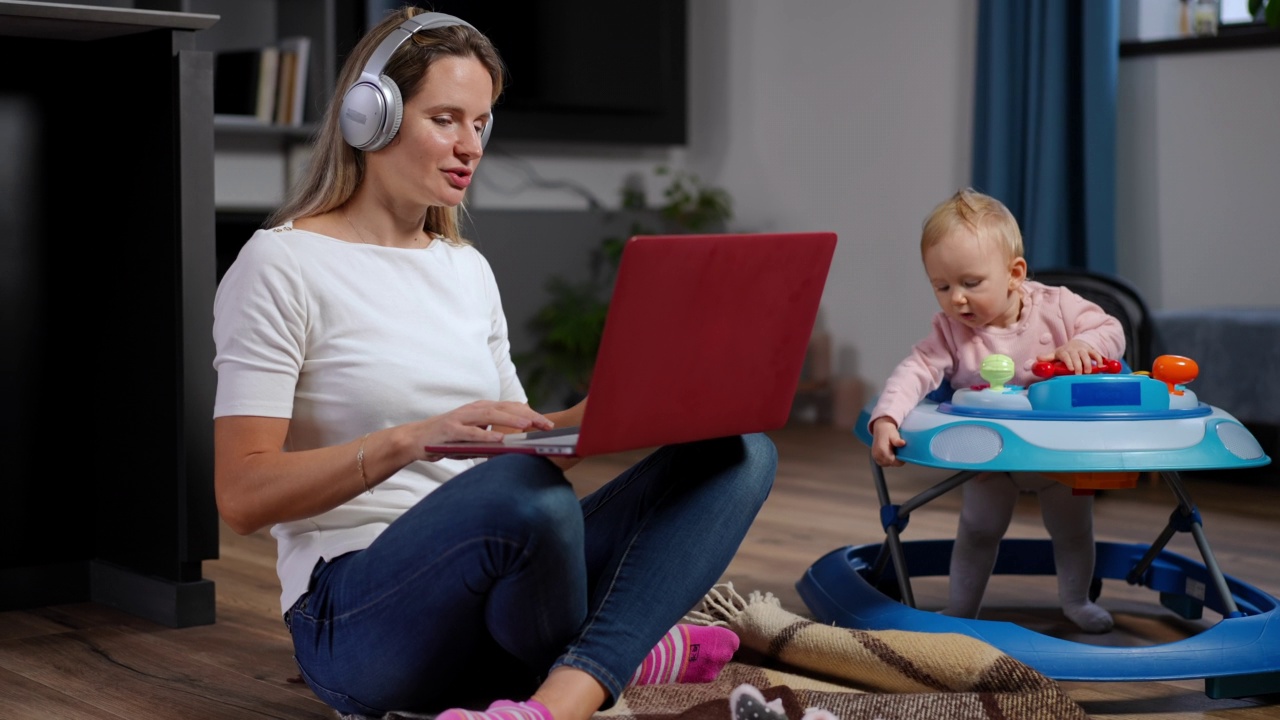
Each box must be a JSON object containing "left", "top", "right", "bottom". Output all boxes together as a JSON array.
[{"left": 364, "top": 0, "right": 688, "bottom": 146}]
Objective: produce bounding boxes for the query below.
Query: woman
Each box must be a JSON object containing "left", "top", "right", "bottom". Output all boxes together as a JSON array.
[{"left": 211, "top": 7, "right": 776, "bottom": 719}]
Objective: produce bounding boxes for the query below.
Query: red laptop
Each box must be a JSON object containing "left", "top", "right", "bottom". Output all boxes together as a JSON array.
[{"left": 424, "top": 231, "right": 838, "bottom": 457}]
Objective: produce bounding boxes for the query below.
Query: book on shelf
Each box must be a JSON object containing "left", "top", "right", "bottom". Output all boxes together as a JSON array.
[
  {"left": 254, "top": 46, "right": 279, "bottom": 124},
  {"left": 277, "top": 36, "right": 311, "bottom": 127},
  {"left": 274, "top": 48, "right": 294, "bottom": 126},
  {"left": 213, "top": 38, "right": 310, "bottom": 128}
]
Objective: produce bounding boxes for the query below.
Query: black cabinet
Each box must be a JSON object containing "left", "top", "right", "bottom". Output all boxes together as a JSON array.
[
  {"left": 0, "top": 1, "right": 220, "bottom": 628},
  {"left": 135, "top": 0, "right": 366, "bottom": 262}
]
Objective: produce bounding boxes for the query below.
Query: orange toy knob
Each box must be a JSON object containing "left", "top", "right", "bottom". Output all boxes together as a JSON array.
[{"left": 1152, "top": 355, "right": 1199, "bottom": 395}]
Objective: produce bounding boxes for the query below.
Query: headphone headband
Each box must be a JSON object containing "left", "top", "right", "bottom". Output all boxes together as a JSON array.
[
  {"left": 357, "top": 13, "right": 477, "bottom": 88},
  {"left": 340, "top": 12, "right": 492, "bottom": 151}
]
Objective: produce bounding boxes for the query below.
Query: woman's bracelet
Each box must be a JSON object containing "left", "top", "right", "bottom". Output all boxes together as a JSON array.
[{"left": 356, "top": 433, "right": 372, "bottom": 494}]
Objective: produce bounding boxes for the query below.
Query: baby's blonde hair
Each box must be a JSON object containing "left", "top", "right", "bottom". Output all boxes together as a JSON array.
[{"left": 920, "top": 188, "right": 1023, "bottom": 262}]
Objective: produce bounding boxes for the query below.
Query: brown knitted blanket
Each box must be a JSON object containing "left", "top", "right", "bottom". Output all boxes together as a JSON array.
[{"left": 595, "top": 584, "right": 1089, "bottom": 720}]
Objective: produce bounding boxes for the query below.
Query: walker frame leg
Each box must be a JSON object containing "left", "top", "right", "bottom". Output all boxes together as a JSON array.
[
  {"left": 868, "top": 462, "right": 979, "bottom": 609},
  {"left": 1123, "top": 471, "right": 1242, "bottom": 617}
]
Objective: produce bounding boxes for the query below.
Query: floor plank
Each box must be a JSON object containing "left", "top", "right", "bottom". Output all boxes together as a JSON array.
[
  {"left": 0, "top": 666, "right": 126, "bottom": 720},
  {"left": 0, "top": 625, "right": 331, "bottom": 719}
]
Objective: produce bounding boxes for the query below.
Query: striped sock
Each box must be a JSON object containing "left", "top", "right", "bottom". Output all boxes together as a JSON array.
[
  {"left": 435, "top": 698, "right": 553, "bottom": 720},
  {"left": 628, "top": 624, "right": 740, "bottom": 686}
]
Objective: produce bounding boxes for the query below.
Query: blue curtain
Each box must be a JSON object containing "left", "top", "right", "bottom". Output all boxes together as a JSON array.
[{"left": 972, "top": 0, "right": 1119, "bottom": 273}]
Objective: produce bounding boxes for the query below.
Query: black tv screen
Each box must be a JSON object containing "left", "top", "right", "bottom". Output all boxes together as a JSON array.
[{"left": 367, "top": 0, "right": 688, "bottom": 146}]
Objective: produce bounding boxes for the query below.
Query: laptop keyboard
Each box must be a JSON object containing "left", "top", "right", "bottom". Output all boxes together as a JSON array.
[{"left": 505, "top": 426, "right": 580, "bottom": 444}]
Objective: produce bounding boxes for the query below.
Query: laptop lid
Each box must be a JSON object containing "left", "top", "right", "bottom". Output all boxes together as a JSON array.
[{"left": 424, "top": 231, "right": 837, "bottom": 457}]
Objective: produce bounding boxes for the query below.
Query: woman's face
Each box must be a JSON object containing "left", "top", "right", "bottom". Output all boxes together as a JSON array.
[{"left": 367, "top": 54, "right": 493, "bottom": 209}]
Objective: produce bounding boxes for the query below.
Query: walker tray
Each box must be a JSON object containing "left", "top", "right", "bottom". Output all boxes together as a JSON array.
[{"left": 851, "top": 370, "right": 1269, "bottom": 473}]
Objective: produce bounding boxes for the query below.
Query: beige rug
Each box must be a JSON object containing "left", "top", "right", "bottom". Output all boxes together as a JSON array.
[{"left": 594, "top": 584, "right": 1089, "bottom": 720}]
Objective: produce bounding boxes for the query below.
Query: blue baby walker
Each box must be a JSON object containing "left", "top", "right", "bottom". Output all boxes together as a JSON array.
[{"left": 797, "top": 354, "right": 1278, "bottom": 699}]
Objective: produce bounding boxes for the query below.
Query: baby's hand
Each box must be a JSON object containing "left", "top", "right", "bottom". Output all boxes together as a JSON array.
[
  {"left": 871, "top": 416, "right": 906, "bottom": 467},
  {"left": 1038, "top": 339, "right": 1103, "bottom": 375}
]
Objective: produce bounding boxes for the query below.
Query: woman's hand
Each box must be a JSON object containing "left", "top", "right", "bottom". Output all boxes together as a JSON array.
[
  {"left": 415, "top": 400, "right": 555, "bottom": 462},
  {"left": 215, "top": 401, "right": 554, "bottom": 535},
  {"left": 1037, "top": 339, "right": 1103, "bottom": 375},
  {"left": 871, "top": 416, "right": 906, "bottom": 467}
]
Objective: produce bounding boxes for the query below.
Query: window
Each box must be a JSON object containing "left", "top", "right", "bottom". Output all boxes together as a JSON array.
[{"left": 1220, "top": 0, "right": 1259, "bottom": 25}]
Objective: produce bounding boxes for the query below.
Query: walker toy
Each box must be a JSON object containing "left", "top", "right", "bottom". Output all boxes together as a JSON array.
[{"left": 797, "top": 354, "right": 1278, "bottom": 699}]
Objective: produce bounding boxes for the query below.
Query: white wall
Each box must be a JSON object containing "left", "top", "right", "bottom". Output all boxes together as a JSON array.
[
  {"left": 682, "top": 0, "right": 978, "bottom": 388},
  {"left": 474, "top": 0, "right": 979, "bottom": 391},
  {"left": 483, "top": 1, "right": 1280, "bottom": 393},
  {"left": 208, "top": 1, "right": 1280, "bottom": 395},
  {"left": 1116, "top": 45, "right": 1280, "bottom": 310}
]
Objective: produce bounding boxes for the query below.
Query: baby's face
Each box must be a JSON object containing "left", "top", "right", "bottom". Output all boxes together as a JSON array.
[{"left": 923, "top": 228, "right": 1026, "bottom": 330}]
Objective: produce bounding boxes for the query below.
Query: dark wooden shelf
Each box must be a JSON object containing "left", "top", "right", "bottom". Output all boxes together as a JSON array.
[
  {"left": 0, "top": 0, "right": 215, "bottom": 39},
  {"left": 214, "top": 115, "right": 319, "bottom": 140},
  {"left": 1121, "top": 23, "right": 1280, "bottom": 57}
]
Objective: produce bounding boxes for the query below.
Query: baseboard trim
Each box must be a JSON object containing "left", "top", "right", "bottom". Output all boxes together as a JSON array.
[{"left": 90, "top": 560, "right": 216, "bottom": 628}]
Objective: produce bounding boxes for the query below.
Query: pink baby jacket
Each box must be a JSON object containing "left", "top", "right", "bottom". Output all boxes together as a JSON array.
[{"left": 868, "top": 280, "right": 1126, "bottom": 430}]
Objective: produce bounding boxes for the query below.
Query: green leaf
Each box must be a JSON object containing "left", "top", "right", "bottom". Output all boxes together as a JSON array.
[
  {"left": 1249, "top": 0, "right": 1263, "bottom": 18},
  {"left": 619, "top": 185, "right": 646, "bottom": 211},
  {"left": 1268, "top": 0, "right": 1280, "bottom": 28}
]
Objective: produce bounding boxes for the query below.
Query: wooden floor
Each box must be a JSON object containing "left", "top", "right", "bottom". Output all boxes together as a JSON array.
[{"left": 2, "top": 424, "right": 1279, "bottom": 719}]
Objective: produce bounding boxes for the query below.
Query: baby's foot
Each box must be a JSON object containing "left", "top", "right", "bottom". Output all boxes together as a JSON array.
[{"left": 1064, "top": 601, "right": 1114, "bottom": 633}]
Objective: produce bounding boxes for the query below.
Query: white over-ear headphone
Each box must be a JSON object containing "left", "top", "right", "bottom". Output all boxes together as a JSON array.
[{"left": 339, "top": 12, "right": 493, "bottom": 152}]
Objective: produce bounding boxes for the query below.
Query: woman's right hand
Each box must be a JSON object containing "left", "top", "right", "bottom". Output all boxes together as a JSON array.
[
  {"left": 870, "top": 416, "right": 906, "bottom": 467},
  {"left": 215, "top": 401, "right": 554, "bottom": 535},
  {"left": 413, "top": 400, "right": 554, "bottom": 462}
]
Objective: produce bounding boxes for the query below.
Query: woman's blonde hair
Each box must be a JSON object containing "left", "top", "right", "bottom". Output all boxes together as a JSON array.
[
  {"left": 920, "top": 188, "right": 1023, "bottom": 262},
  {"left": 267, "top": 6, "right": 505, "bottom": 245}
]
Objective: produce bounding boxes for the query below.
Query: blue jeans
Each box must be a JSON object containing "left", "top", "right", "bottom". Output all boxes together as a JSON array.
[{"left": 285, "top": 433, "right": 777, "bottom": 717}]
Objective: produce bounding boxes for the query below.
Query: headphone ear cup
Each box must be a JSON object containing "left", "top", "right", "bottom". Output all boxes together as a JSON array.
[
  {"left": 339, "top": 80, "right": 379, "bottom": 149},
  {"left": 368, "top": 75, "right": 404, "bottom": 151},
  {"left": 339, "top": 75, "right": 404, "bottom": 151}
]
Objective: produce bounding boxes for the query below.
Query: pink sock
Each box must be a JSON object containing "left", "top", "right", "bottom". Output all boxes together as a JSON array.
[
  {"left": 629, "top": 624, "right": 740, "bottom": 686},
  {"left": 435, "top": 698, "right": 553, "bottom": 720}
]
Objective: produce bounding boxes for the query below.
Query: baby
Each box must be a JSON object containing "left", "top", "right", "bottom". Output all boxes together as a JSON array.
[{"left": 868, "top": 188, "right": 1124, "bottom": 633}]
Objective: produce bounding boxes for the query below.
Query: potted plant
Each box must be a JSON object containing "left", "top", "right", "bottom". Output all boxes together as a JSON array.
[
  {"left": 1248, "top": 0, "right": 1280, "bottom": 26},
  {"left": 515, "top": 166, "right": 733, "bottom": 409}
]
